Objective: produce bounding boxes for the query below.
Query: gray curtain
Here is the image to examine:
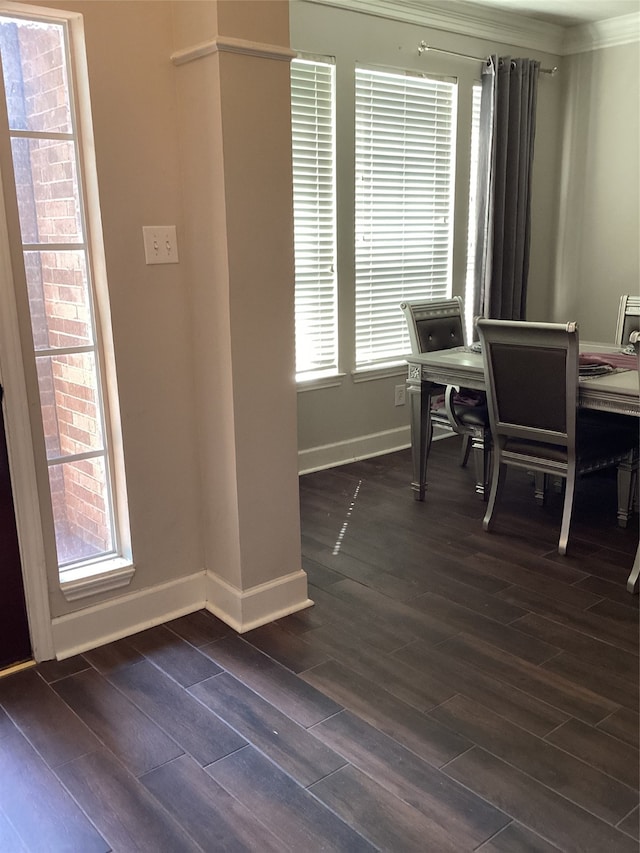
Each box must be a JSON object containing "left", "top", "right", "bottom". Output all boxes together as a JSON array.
[{"left": 473, "top": 55, "right": 540, "bottom": 323}]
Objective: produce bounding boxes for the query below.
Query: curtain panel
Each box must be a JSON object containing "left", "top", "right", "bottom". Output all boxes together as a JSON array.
[{"left": 473, "top": 55, "right": 540, "bottom": 324}]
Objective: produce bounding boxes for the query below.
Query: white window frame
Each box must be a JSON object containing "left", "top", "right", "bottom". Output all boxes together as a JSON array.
[
  {"left": 465, "top": 82, "right": 482, "bottom": 342},
  {"left": 354, "top": 65, "right": 457, "bottom": 370},
  {"left": 290, "top": 54, "right": 339, "bottom": 383},
  {"left": 0, "top": 2, "right": 133, "bottom": 601}
]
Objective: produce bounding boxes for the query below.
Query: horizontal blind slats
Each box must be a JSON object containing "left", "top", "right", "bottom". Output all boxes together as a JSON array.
[
  {"left": 355, "top": 67, "right": 456, "bottom": 367},
  {"left": 291, "top": 58, "right": 338, "bottom": 376}
]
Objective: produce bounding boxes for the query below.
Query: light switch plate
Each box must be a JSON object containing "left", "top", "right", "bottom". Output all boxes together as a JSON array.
[{"left": 143, "top": 225, "right": 179, "bottom": 265}]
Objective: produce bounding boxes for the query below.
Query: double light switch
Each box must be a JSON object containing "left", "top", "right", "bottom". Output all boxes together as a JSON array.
[{"left": 142, "top": 225, "right": 179, "bottom": 264}]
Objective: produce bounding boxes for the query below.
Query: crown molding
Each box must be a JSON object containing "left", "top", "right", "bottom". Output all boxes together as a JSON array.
[
  {"left": 563, "top": 12, "right": 640, "bottom": 55},
  {"left": 171, "top": 36, "right": 296, "bottom": 66},
  {"left": 302, "top": 0, "right": 565, "bottom": 54},
  {"left": 301, "top": 0, "right": 639, "bottom": 55}
]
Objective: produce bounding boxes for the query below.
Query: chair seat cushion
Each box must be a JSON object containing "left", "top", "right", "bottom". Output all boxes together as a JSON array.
[
  {"left": 503, "top": 415, "right": 637, "bottom": 465},
  {"left": 430, "top": 386, "right": 489, "bottom": 428},
  {"left": 452, "top": 387, "right": 488, "bottom": 426},
  {"left": 503, "top": 437, "right": 567, "bottom": 463},
  {"left": 454, "top": 402, "right": 490, "bottom": 427},
  {"left": 432, "top": 402, "right": 489, "bottom": 427}
]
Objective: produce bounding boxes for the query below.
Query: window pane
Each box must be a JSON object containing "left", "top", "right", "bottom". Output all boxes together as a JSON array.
[
  {"left": 291, "top": 59, "right": 338, "bottom": 377},
  {"left": 0, "top": 17, "right": 72, "bottom": 133},
  {"left": 24, "top": 250, "right": 93, "bottom": 349},
  {"left": 0, "top": 10, "right": 124, "bottom": 576},
  {"left": 355, "top": 68, "right": 456, "bottom": 367},
  {"left": 11, "top": 137, "right": 83, "bottom": 244},
  {"left": 36, "top": 352, "right": 104, "bottom": 460},
  {"left": 49, "top": 457, "right": 114, "bottom": 565}
]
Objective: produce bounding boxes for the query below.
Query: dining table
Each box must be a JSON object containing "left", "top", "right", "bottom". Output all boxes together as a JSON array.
[{"left": 405, "top": 341, "right": 640, "bottom": 592}]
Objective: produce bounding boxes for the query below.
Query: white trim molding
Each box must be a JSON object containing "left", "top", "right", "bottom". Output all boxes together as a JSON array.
[
  {"left": 51, "top": 571, "right": 207, "bottom": 659},
  {"left": 60, "top": 558, "right": 135, "bottom": 602},
  {"left": 298, "top": 425, "right": 412, "bottom": 474},
  {"left": 51, "top": 566, "right": 313, "bottom": 658},
  {"left": 303, "top": 0, "right": 565, "bottom": 55},
  {"left": 302, "top": 0, "right": 639, "bottom": 55},
  {"left": 564, "top": 12, "right": 640, "bottom": 54},
  {"left": 297, "top": 372, "right": 346, "bottom": 393},
  {"left": 204, "top": 570, "right": 313, "bottom": 634},
  {"left": 352, "top": 363, "right": 407, "bottom": 383},
  {"left": 171, "top": 36, "right": 296, "bottom": 66}
]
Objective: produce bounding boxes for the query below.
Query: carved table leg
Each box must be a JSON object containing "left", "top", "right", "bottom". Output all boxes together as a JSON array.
[{"left": 408, "top": 375, "right": 432, "bottom": 501}]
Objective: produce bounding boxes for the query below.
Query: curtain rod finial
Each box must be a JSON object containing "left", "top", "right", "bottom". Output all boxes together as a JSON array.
[{"left": 418, "top": 40, "right": 428, "bottom": 55}]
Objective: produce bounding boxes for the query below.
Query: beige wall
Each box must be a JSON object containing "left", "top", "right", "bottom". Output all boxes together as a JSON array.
[
  {"left": 553, "top": 41, "right": 640, "bottom": 340},
  {"left": 290, "top": 1, "right": 564, "bottom": 459}
]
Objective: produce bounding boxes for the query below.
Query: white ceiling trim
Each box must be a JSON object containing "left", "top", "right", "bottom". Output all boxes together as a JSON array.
[
  {"left": 303, "top": 0, "right": 639, "bottom": 55},
  {"left": 303, "top": 0, "right": 564, "bottom": 54},
  {"left": 563, "top": 12, "right": 640, "bottom": 54}
]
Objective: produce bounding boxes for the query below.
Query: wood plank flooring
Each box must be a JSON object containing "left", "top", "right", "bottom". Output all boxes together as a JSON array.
[{"left": 0, "top": 438, "right": 638, "bottom": 851}]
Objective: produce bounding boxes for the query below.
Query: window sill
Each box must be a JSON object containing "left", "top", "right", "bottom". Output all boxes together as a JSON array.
[
  {"left": 60, "top": 557, "right": 135, "bottom": 602},
  {"left": 297, "top": 372, "right": 346, "bottom": 392},
  {"left": 351, "top": 362, "right": 408, "bottom": 383}
]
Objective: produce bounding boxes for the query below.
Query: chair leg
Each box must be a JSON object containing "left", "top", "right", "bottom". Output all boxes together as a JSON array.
[
  {"left": 627, "top": 547, "right": 639, "bottom": 594},
  {"left": 460, "top": 434, "right": 471, "bottom": 468},
  {"left": 617, "top": 451, "right": 637, "bottom": 529},
  {"left": 558, "top": 470, "right": 574, "bottom": 555},
  {"left": 483, "top": 458, "right": 506, "bottom": 532}
]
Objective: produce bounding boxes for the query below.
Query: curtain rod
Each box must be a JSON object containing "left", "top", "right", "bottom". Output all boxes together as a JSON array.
[{"left": 417, "top": 42, "right": 558, "bottom": 75}]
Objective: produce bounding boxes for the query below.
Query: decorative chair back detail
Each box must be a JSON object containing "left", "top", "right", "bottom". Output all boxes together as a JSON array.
[
  {"left": 486, "top": 331, "right": 577, "bottom": 444},
  {"left": 616, "top": 294, "right": 640, "bottom": 348},
  {"left": 403, "top": 297, "right": 466, "bottom": 354}
]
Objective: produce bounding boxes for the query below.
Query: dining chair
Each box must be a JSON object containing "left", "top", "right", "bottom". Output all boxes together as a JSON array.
[
  {"left": 401, "top": 296, "right": 491, "bottom": 498},
  {"left": 477, "top": 319, "right": 637, "bottom": 555},
  {"left": 616, "top": 294, "right": 640, "bottom": 349}
]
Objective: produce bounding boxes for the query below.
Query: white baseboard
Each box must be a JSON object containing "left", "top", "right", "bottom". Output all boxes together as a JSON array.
[
  {"left": 298, "top": 425, "right": 411, "bottom": 474},
  {"left": 204, "top": 569, "right": 313, "bottom": 633},
  {"left": 51, "top": 572, "right": 207, "bottom": 660},
  {"left": 297, "top": 424, "right": 456, "bottom": 474},
  {"left": 51, "top": 566, "right": 313, "bottom": 659}
]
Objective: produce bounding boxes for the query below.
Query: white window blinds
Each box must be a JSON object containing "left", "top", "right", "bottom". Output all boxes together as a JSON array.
[
  {"left": 355, "top": 68, "right": 456, "bottom": 367},
  {"left": 290, "top": 58, "right": 338, "bottom": 378}
]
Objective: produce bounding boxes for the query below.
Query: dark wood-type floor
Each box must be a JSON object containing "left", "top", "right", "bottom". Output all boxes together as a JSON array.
[{"left": 1, "top": 439, "right": 638, "bottom": 852}]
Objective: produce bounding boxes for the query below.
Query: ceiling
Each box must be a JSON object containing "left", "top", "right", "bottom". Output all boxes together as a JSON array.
[{"left": 457, "top": 0, "right": 640, "bottom": 27}]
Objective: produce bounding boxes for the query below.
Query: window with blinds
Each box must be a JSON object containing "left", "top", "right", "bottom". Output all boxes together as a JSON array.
[
  {"left": 290, "top": 58, "right": 338, "bottom": 379},
  {"left": 355, "top": 67, "right": 456, "bottom": 367}
]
